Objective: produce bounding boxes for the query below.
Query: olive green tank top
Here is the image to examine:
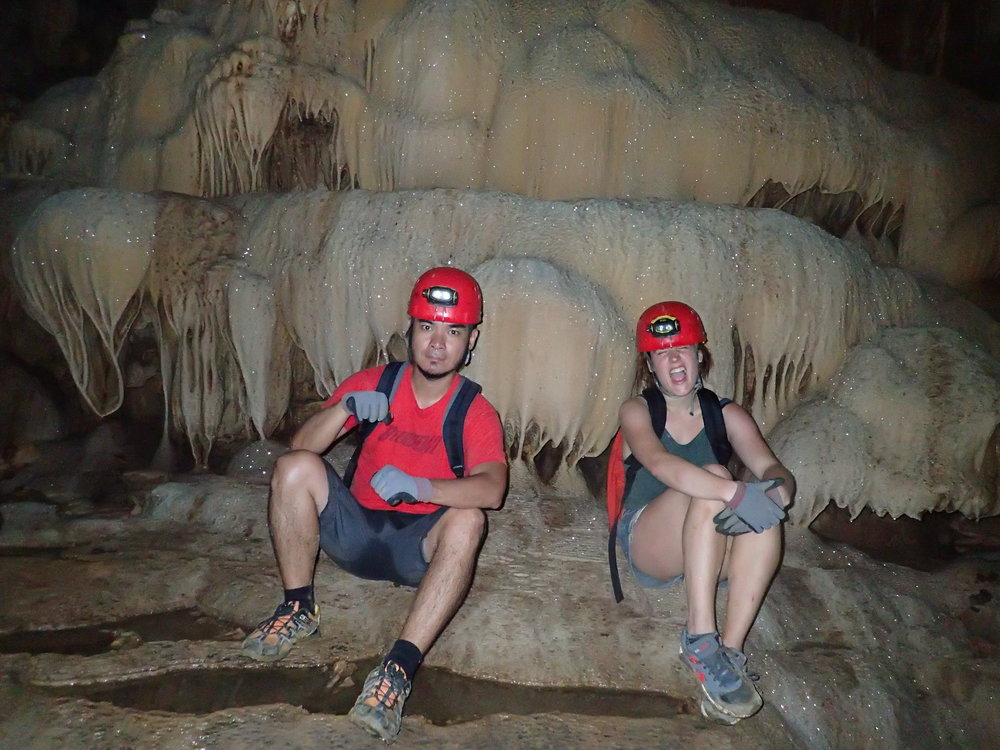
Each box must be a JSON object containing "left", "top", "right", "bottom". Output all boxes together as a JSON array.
[{"left": 622, "top": 428, "right": 718, "bottom": 511}]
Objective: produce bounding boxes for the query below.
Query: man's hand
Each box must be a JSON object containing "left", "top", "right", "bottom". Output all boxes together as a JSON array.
[
  {"left": 371, "top": 465, "right": 433, "bottom": 506},
  {"left": 343, "top": 391, "right": 390, "bottom": 423},
  {"left": 714, "top": 478, "right": 786, "bottom": 534}
]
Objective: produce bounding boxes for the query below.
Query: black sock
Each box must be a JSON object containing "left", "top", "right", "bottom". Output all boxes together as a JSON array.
[
  {"left": 283, "top": 585, "right": 314, "bottom": 610},
  {"left": 383, "top": 639, "right": 423, "bottom": 680}
]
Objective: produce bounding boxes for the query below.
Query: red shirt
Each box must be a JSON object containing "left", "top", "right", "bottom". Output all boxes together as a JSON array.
[{"left": 324, "top": 365, "right": 506, "bottom": 513}]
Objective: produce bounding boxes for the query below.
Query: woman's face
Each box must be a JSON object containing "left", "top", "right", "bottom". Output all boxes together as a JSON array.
[{"left": 648, "top": 344, "right": 700, "bottom": 397}]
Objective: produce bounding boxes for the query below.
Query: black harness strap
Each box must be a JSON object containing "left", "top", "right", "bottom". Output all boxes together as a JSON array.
[
  {"left": 343, "top": 361, "right": 480, "bottom": 488},
  {"left": 343, "top": 361, "right": 406, "bottom": 488},
  {"left": 697, "top": 388, "right": 733, "bottom": 466},
  {"left": 620, "top": 385, "right": 668, "bottom": 495},
  {"left": 442, "top": 377, "right": 482, "bottom": 477},
  {"left": 609, "top": 516, "right": 625, "bottom": 602}
]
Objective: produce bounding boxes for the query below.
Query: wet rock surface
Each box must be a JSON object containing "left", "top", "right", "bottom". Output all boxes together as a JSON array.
[{"left": 0, "top": 461, "right": 998, "bottom": 749}]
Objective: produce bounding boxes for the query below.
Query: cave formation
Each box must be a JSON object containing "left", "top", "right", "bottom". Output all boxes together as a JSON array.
[
  {"left": 3, "top": 0, "right": 997, "bottom": 522},
  {"left": 0, "top": 2, "right": 998, "bottom": 748}
]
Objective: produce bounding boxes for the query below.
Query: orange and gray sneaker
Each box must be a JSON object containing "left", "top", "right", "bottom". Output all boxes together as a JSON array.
[
  {"left": 348, "top": 660, "right": 412, "bottom": 742},
  {"left": 239, "top": 600, "right": 319, "bottom": 661},
  {"left": 699, "top": 645, "right": 761, "bottom": 725},
  {"left": 679, "top": 628, "right": 762, "bottom": 721}
]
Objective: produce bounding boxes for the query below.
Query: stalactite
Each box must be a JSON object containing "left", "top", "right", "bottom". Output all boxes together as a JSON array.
[
  {"left": 9, "top": 189, "right": 157, "bottom": 416},
  {"left": 772, "top": 327, "right": 1000, "bottom": 523},
  {"left": 8, "top": 185, "right": 998, "bottom": 510},
  {"left": 3, "top": 0, "right": 998, "bottom": 514},
  {"left": 6, "top": 0, "right": 998, "bottom": 287}
]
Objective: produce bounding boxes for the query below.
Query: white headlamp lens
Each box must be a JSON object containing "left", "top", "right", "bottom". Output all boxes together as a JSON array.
[
  {"left": 423, "top": 286, "right": 458, "bottom": 306},
  {"left": 648, "top": 315, "right": 679, "bottom": 337}
]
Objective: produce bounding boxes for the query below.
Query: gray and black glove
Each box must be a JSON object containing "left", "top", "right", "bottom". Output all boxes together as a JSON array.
[
  {"left": 714, "top": 478, "right": 786, "bottom": 535},
  {"left": 343, "top": 391, "right": 390, "bottom": 423},
  {"left": 371, "top": 465, "right": 433, "bottom": 506},
  {"left": 713, "top": 507, "right": 753, "bottom": 535}
]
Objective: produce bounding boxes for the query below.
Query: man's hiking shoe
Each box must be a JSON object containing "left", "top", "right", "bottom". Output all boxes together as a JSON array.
[
  {"left": 348, "top": 660, "right": 412, "bottom": 742},
  {"left": 678, "top": 628, "right": 762, "bottom": 720},
  {"left": 239, "top": 600, "right": 319, "bottom": 661}
]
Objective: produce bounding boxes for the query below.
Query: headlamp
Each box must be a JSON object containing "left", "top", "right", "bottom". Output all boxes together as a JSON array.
[
  {"left": 422, "top": 285, "right": 459, "bottom": 307},
  {"left": 647, "top": 314, "right": 680, "bottom": 338}
]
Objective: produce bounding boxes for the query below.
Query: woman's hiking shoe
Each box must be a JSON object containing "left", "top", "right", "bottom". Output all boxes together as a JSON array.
[
  {"left": 701, "top": 645, "right": 762, "bottom": 724},
  {"left": 348, "top": 660, "right": 412, "bottom": 742},
  {"left": 700, "top": 698, "right": 742, "bottom": 725},
  {"left": 239, "top": 600, "right": 320, "bottom": 661},
  {"left": 724, "top": 645, "right": 760, "bottom": 682},
  {"left": 678, "top": 629, "right": 762, "bottom": 720}
]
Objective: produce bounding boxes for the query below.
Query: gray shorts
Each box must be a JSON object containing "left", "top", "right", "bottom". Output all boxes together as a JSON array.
[
  {"left": 616, "top": 504, "right": 684, "bottom": 590},
  {"left": 319, "top": 461, "right": 446, "bottom": 587}
]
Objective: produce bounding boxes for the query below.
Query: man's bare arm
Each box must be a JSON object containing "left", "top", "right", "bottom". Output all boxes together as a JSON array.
[
  {"left": 423, "top": 461, "right": 508, "bottom": 509},
  {"left": 290, "top": 400, "right": 352, "bottom": 454}
]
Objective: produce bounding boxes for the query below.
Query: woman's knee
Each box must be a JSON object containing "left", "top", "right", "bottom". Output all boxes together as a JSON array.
[{"left": 682, "top": 465, "right": 731, "bottom": 524}]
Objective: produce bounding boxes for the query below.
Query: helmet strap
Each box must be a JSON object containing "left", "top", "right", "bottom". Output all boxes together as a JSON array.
[
  {"left": 656, "top": 375, "right": 702, "bottom": 416},
  {"left": 690, "top": 376, "right": 703, "bottom": 415}
]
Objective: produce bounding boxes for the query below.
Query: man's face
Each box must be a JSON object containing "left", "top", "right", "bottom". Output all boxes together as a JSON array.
[{"left": 408, "top": 319, "right": 478, "bottom": 380}]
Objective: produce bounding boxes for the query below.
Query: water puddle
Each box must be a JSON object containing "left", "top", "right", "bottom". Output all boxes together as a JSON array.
[
  {"left": 42, "top": 660, "right": 684, "bottom": 724},
  {"left": 0, "top": 546, "right": 68, "bottom": 558},
  {"left": 0, "top": 609, "right": 244, "bottom": 656}
]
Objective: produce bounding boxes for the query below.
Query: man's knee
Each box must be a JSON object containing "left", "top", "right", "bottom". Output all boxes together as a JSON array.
[
  {"left": 272, "top": 450, "right": 323, "bottom": 483},
  {"left": 270, "top": 450, "right": 327, "bottom": 504},
  {"left": 439, "top": 507, "right": 487, "bottom": 549}
]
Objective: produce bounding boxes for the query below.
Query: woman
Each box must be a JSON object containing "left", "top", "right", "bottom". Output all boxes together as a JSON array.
[{"left": 614, "top": 301, "right": 795, "bottom": 723}]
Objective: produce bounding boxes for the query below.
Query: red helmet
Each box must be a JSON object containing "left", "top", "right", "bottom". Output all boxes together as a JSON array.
[
  {"left": 636, "top": 301, "right": 707, "bottom": 352},
  {"left": 408, "top": 267, "right": 483, "bottom": 325}
]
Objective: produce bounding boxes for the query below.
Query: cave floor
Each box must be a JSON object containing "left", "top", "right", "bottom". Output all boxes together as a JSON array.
[{"left": 0, "top": 464, "right": 997, "bottom": 749}]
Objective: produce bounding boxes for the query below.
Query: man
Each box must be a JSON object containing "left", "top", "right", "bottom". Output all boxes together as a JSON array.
[{"left": 240, "top": 267, "right": 507, "bottom": 742}]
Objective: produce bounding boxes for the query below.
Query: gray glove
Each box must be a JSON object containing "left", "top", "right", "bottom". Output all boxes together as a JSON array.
[
  {"left": 371, "top": 465, "right": 433, "bottom": 506},
  {"left": 713, "top": 507, "right": 753, "bottom": 535},
  {"left": 343, "top": 391, "right": 390, "bottom": 423},
  {"left": 714, "top": 478, "right": 786, "bottom": 534}
]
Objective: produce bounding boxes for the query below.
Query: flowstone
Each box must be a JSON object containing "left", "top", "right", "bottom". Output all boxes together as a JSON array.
[{"left": 0, "top": 465, "right": 997, "bottom": 749}]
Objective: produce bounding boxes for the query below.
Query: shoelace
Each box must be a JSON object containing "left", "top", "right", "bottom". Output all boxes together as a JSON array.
[
  {"left": 259, "top": 603, "right": 304, "bottom": 636},
  {"left": 366, "top": 664, "right": 407, "bottom": 709},
  {"left": 725, "top": 647, "right": 760, "bottom": 681},
  {"left": 693, "top": 643, "right": 741, "bottom": 690}
]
